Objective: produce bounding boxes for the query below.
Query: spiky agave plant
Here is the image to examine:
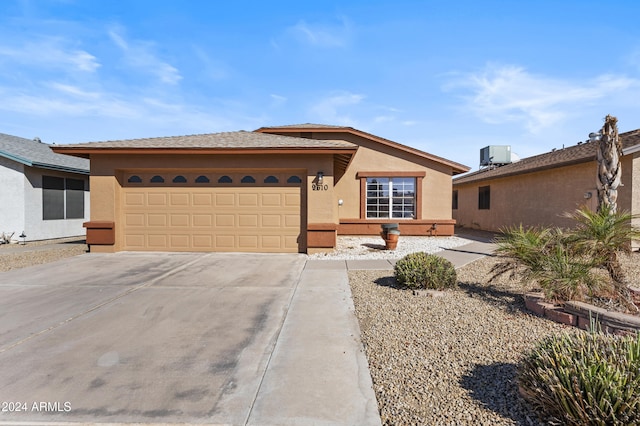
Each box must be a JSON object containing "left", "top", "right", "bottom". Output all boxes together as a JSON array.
[{"left": 518, "top": 331, "right": 640, "bottom": 426}]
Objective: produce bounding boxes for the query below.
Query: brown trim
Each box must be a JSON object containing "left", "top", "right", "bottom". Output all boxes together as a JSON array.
[
  {"left": 416, "top": 175, "right": 423, "bottom": 219},
  {"left": 83, "top": 221, "right": 115, "bottom": 245},
  {"left": 255, "top": 126, "right": 470, "bottom": 174},
  {"left": 356, "top": 171, "right": 426, "bottom": 178},
  {"left": 358, "top": 173, "right": 425, "bottom": 220},
  {"left": 338, "top": 219, "right": 456, "bottom": 237},
  {"left": 307, "top": 223, "right": 337, "bottom": 248},
  {"left": 360, "top": 177, "right": 366, "bottom": 219},
  {"left": 340, "top": 219, "right": 456, "bottom": 224}
]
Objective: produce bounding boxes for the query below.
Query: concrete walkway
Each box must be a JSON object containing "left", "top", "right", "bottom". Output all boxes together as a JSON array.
[{"left": 306, "top": 239, "right": 496, "bottom": 272}]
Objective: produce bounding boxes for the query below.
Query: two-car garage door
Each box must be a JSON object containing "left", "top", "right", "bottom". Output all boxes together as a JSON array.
[{"left": 121, "top": 171, "right": 303, "bottom": 252}]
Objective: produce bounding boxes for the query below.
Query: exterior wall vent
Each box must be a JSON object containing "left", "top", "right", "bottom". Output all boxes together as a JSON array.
[{"left": 480, "top": 145, "right": 512, "bottom": 168}]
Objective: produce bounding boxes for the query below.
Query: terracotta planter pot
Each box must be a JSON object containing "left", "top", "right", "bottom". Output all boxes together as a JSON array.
[{"left": 384, "top": 232, "right": 399, "bottom": 250}]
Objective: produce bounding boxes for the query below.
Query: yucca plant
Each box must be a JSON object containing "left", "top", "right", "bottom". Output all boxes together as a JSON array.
[{"left": 518, "top": 331, "right": 640, "bottom": 426}]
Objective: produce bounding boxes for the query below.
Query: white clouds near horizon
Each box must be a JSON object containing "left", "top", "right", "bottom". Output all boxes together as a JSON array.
[{"left": 445, "top": 64, "right": 640, "bottom": 134}]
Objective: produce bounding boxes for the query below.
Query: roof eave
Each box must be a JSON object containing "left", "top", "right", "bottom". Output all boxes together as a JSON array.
[
  {"left": 0, "top": 150, "right": 33, "bottom": 167},
  {"left": 623, "top": 143, "right": 640, "bottom": 156},
  {"left": 51, "top": 146, "right": 358, "bottom": 157},
  {"left": 256, "top": 126, "right": 470, "bottom": 174},
  {"left": 31, "top": 162, "right": 90, "bottom": 175}
]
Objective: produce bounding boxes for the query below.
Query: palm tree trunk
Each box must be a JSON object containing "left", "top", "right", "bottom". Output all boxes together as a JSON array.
[{"left": 596, "top": 115, "right": 622, "bottom": 214}]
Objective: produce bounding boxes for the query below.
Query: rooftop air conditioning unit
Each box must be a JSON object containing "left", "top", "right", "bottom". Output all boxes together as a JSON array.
[{"left": 480, "top": 145, "right": 511, "bottom": 167}]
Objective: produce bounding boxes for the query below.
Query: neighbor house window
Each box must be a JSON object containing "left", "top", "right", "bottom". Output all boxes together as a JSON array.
[
  {"left": 366, "top": 177, "right": 415, "bottom": 219},
  {"left": 478, "top": 186, "right": 490, "bottom": 210},
  {"left": 452, "top": 190, "right": 458, "bottom": 210},
  {"left": 43, "top": 176, "right": 85, "bottom": 220}
]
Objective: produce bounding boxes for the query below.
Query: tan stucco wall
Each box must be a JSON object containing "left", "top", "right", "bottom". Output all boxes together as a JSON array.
[
  {"left": 330, "top": 136, "right": 454, "bottom": 221},
  {"left": 453, "top": 157, "right": 638, "bottom": 232}
]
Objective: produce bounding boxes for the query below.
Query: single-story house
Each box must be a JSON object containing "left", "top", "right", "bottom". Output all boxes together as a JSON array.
[
  {"left": 52, "top": 124, "right": 469, "bottom": 253},
  {"left": 0, "top": 133, "right": 90, "bottom": 242},
  {"left": 452, "top": 128, "right": 640, "bottom": 236}
]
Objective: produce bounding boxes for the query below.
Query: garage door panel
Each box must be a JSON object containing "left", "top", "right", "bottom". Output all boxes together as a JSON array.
[
  {"left": 170, "top": 235, "right": 190, "bottom": 248},
  {"left": 122, "top": 172, "right": 302, "bottom": 252},
  {"left": 193, "top": 193, "right": 213, "bottom": 206},
  {"left": 193, "top": 235, "right": 213, "bottom": 247},
  {"left": 284, "top": 235, "right": 299, "bottom": 249},
  {"left": 125, "top": 192, "right": 145, "bottom": 206},
  {"left": 215, "top": 235, "right": 235, "bottom": 249},
  {"left": 261, "top": 193, "right": 282, "bottom": 206},
  {"left": 125, "top": 234, "right": 145, "bottom": 248},
  {"left": 125, "top": 213, "right": 145, "bottom": 226},
  {"left": 215, "top": 194, "right": 235, "bottom": 207},
  {"left": 261, "top": 236, "right": 282, "bottom": 249},
  {"left": 284, "top": 214, "right": 300, "bottom": 227},
  {"left": 238, "top": 193, "right": 258, "bottom": 206},
  {"left": 285, "top": 193, "right": 300, "bottom": 206},
  {"left": 238, "top": 235, "right": 259, "bottom": 249},
  {"left": 147, "top": 193, "right": 167, "bottom": 206},
  {"left": 193, "top": 215, "right": 213, "bottom": 227},
  {"left": 170, "top": 214, "right": 190, "bottom": 227},
  {"left": 262, "top": 215, "right": 281, "bottom": 227},
  {"left": 148, "top": 235, "right": 168, "bottom": 248},
  {"left": 148, "top": 214, "right": 167, "bottom": 227},
  {"left": 215, "top": 214, "right": 235, "bottom": 227},
  {"left": 238, "top": 214, "right": 258, "bottom": 227},
  {"left": 170, "top": 193, "right": 190, "bottom": 206}
]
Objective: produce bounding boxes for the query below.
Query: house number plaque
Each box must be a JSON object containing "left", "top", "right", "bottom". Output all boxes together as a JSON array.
[{"left": 312, "top": 184, "right": 329, "bottom": 191}]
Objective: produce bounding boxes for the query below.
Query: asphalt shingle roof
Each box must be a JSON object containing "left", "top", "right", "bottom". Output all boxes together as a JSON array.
[
  {"left": 0, "top": 133, "right": 89, "bottom": 174},
  {"left": 453, "top": 129, "right": 640, "bottom": 185},
  {"left": 55, "top": 131, "right": 357, "bottom": 150}
]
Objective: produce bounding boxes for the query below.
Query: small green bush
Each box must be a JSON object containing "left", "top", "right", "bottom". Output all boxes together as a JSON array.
[
  {"left": 394, "top": 252, "right": 456, "bottom": 290},
  {"left": 518, "top": 331, "right": 640, "bottom": 426}
]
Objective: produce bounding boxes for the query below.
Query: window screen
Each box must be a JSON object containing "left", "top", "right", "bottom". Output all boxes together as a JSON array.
[
  {"left": 43, "top": 176, "right": 65, "bottom": 220},
  {"left": 65, "top": 178, "right": 85, "bottom": 219}
]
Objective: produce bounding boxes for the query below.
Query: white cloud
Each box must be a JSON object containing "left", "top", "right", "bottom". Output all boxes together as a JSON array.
[
  {"left": 287, "top": 16, "right": 352, "bottom": 48},
  {"left": 270, "top": 94, "right": 287, "bottom": 107},
  {"left": 0, "top": 40, "right": 100, "bottom": 72},
  {"left": 108, "top": 27, "right": 182, "bottom": 85},
  {"left": 309, "top": 92, "right": 364, "bottom": 125},
  {"left": 445, "top": 64, "right": 639, "bottom": 133}
]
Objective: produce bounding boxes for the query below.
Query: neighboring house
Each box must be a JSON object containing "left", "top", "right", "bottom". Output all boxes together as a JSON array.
[
  {"left": 0, "top": 133, "right": 90, "bottom": 242},
  {"left": 52, "top": 124, "right": 469, "bottom": 253},
  {"left": 452, "top": 129, "right": 640, "bottom": 236}
]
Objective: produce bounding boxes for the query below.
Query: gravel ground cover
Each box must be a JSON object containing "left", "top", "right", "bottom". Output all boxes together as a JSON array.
[
  {"left": 0, "top": 238, "right": 87, "bottom": 272},
  {"left": 349, "top": 247, "right": 640, "bottom": 426},
  {"left": 349, "top": 257, "right": 571, "bottom": 425},
  {"left": 308, "top": 235, "right": 472, "bottom": 260}
]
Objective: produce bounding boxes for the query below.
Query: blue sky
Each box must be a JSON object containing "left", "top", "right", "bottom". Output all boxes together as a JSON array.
[{"left": 1, "top": 0, "right": 639, "bottom": 171}]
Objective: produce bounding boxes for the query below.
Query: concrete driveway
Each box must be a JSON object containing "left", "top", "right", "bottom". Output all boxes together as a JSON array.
[{"left": 0, "top": 252, "right": 380, "bottom": 425}]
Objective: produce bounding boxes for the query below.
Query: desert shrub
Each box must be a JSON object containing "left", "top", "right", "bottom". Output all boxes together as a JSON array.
[
  {"left": 492, "top": 224, "right": 604, "bottom": 302},
  {"left": 518, "top": 331, "right": 640, "bottom": 426},
  {"left": 394, "top": 252, "right": 456, "bottom": 290}
]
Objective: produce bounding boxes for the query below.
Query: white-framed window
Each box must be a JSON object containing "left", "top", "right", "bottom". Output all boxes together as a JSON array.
[{"left": 366, "top": 177, "right": 416, "bottom": 219}]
